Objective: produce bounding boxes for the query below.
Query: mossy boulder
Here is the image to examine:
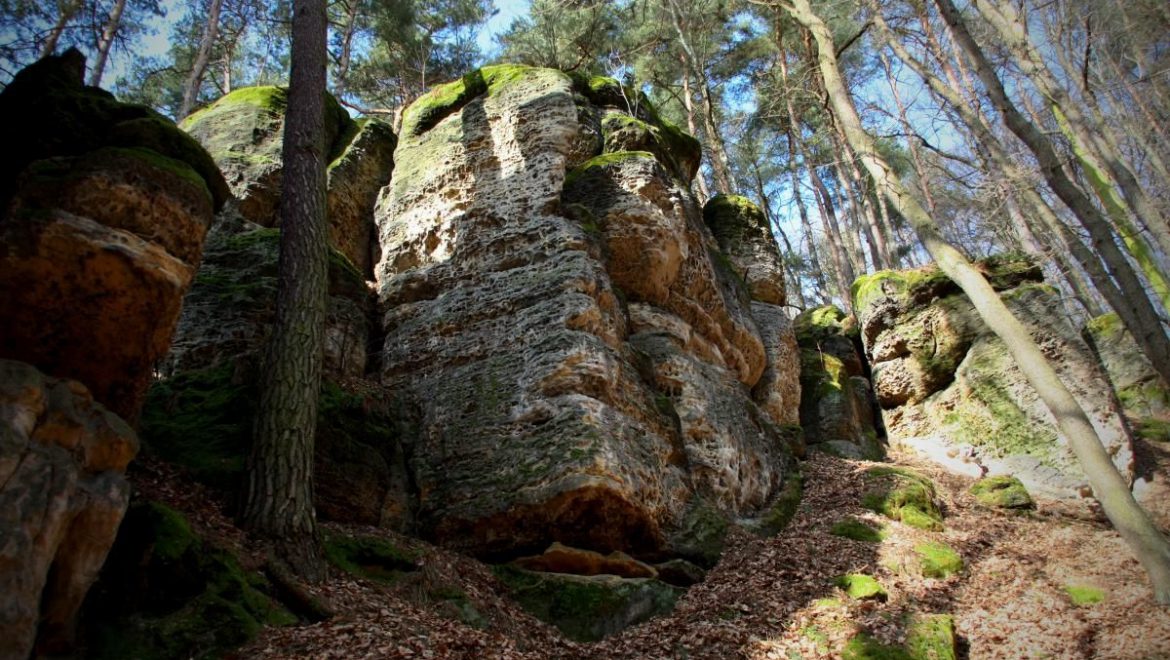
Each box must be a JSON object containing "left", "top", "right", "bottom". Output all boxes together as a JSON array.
[
  {"left": 1064, "top": 583, "right": 1104, "bottom": 606},
  {"left": 82, "top": 501, "right": 294, "bottom": 660},
  {"left": 323, "top": 533, "right": 419, "bottom": 582},
  {"left": 853, "top": 255, "right": 1134, "bottom": 501},
  {"left": 139, "top": 363, "right": 413, "bottom": 529},
  {"left": 913, "top": 541, "right": 963, "bottom": 578},
  {"left": 862, "top": 467, "right": 944, "bottom": 530},
  {"left": 1085, "top": 312, "right": 1170, "bottom": 442},
  {"left": 906, "top": 614, "right": 957, "bottom": 660},
  {"left": 493, "top": 566, "right": 681, "bottom": 642},
  {"left": 830, "top": 517, "right": 884, "bottom": 543},
  {"left": 668, "top": 496, "right": 732, "bottom": 568},
  {"left": 0, "top": 49, "right": 228, "bottom": 212},
  {"left": 970, "top": 475, "right": 1033, "bottom": 509},
  {"left": 835, "top": 574, "right": 887, "bottom": 601},
  {"left": 842, "top": 633, "right": 913, "bottom": 660}
]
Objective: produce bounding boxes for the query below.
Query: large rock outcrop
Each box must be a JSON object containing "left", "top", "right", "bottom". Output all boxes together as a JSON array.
[
  {"left": 853, "top": 258, "right": 1133, "bottom": 500},
  {"left": 181, "top": 87, "right": 396, "bottom": 277},
  {"left": 0, "top": 360, "right": 138, "bottom": 658},
  {"left": 794, "top": 305, "right": 883, "bottom": 460},
  {"left": 374, "top": 66, "right": 796, "bottom": 562},
  {"left": 0, "top": 50, "right": 225, "bottom": 422}
]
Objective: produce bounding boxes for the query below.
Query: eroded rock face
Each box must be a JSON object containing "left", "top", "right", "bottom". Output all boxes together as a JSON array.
[
  {"left": 0, "top": 360, "right": 138, "bottom": 658},
  {"left": 0, "top": 51, "right": 223, "bottom": 422},
  {"left": 374, "top": 65, "right": 795, "bottom": 561},
  {"left": 794, "top": 306, "right": 883, "bottom": 460},
  {"left": 163, "top": 225, "right": 372, "bottom": 378},
  {"left": 181, "top": 87, "right": 396, "bottom": 276},
  {"left": 854, "top": 259, "right": 1133, "bottom": 499}
]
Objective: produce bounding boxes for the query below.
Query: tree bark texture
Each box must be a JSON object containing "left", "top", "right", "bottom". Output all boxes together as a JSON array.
[
  {"left": 240, "top": 0, "right": 329, "bottom": 582},
  {"left": 179, "top": 0, "right": 225, "bottom": 119}
]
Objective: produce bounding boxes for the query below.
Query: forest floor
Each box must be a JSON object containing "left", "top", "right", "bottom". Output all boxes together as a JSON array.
[{"left": 136, "top": 449, "right": 1170, "bottom": 660}]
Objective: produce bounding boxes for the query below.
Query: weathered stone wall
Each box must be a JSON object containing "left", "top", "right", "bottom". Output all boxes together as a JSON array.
[
  {"left": 374, "top": 66, "right": 797, "bottom": 562},
  {"left": 853, "top": 258, "right": 1133, "bottom": 500}
]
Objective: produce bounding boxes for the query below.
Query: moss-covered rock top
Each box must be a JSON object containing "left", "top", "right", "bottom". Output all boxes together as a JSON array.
[
  {"left": 852, "top": 254, "right": 1043, "bottom": 315},
  {"left": 970, "top": 475, "right": 1034, "bottom": 509},
  {"left": 703, "top": 194, "right": 766, "bottom": 236},
  {"left": 863, "top": 466, "right": 944, "bottom": 530},
  {"left": 0, "top": 49, "right": 229, "bottom": 211},
  {"left": 794, "top": 305, "right": 858, "bottom": 345},
  {"left": 399, "top": 64, "right": 551, "bottom": 137}
]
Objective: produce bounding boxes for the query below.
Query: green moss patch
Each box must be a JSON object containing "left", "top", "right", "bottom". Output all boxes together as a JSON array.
[
  {"left": 835, "top": 573, "right": 887, "bottom": 601},
  {"left": 1064, "top": 583, "right": 1105, "bottom": 606},
  {"left": 842, "top": 633, "right": 913, "bottom": 660},
  {"left": 942, "top": 359, "right": 1058, "bottom": 463},
  {"left": 906, "top": 613, "right": 957, "bottom": 660},
  {"left": 323, "top": 533, "right": 419, "bottom": 582},
  {"left": 749, "top": 473, "right": 803, "bottom": 537},
  {"left": 84, "top": 501, "right": 294, "bottom": 660},
  {"left": 862, "top": 467, "right": 944, "bottom": 530},
  {"left": 970, "top": 475, "right": 1033, "bottom": 509},
  {"left": 564, "top": 149, "right": 657, "bottom": 187},
  {"left": 913, "top": 542, "right": 963, "bottom": 578},
  {"left": 493, "top": 566, "right": 681, "bottom": 642},
  {"left": 671, "top": 496, "right": 731, "bottom": 567},
  {"left": 851, "top": 255, "right": 1041, "bottom": 314},
  {"left": 831, "top": 517, "right": 885, "bottom": 543}
]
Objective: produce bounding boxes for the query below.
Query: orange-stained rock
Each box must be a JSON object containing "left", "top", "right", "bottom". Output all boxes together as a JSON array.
[
  {"left": 0, "top": 360, "right": 138, "bottom": 658},
  {"left": 513, "top": 542, "right": 658, "bottom": 579},
  {"left": 0, "top": 52, "right": 219, "bottom": 422}
]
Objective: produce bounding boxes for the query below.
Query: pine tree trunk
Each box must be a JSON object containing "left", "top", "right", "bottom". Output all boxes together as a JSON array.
[
  {"left": 40, "top": 0, "right": 81, "bottom": 58},
  {"left": 87, "top": 0, "right": 126, "bottom": 86},
  {"left": 240, "top": 0, "right": 329, "bottom": 583},
  {"left": 794, "top": 0, "right": 1170, "bottom": 604},
  {"left": 179, "top": 0, "right": 225, "bottom": 119}
]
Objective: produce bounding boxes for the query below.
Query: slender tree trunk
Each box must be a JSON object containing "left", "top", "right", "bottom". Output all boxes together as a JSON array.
[
  {"left": 830, "top": 113, "right": 892, "bottom": 269},
  {"left": 241, "top": 0, "right": 329, "bottom": 582},
  {"left": 333, "top": 0, "right": 361, "bottom": 99},
  {"left": 795, "top": 0, "right": 1170, "bottom": 603},
  {"left": 664, "top": 0, "right": 739, "bottom": 194},
  {"left": 681, "top": 67, "right": 712, "bottom": 203},
  {"left": 87, "top": 0, "right": 126, "bottom": 86},
  {"left": 787, "top": 131, "right": 829, "bottom": 299},
  {"left": 179, "top": 0, "right": 225, "bottom": 119},
  {"left": 40, "top": 0, "right": 82, "bottom": 58}
]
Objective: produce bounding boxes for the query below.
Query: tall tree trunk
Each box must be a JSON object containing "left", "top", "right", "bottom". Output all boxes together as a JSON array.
[
  {"left": 830, "top": 112, "right": 892, "bottom": 269},
  {"left": 332, "top": 0, "right": 361, "bottom": 99},
  {"left": 179, "top": 0, "right": 225, "bottom": 119},
  {"left": 874, "top": 6, "right": 1170, "bottom": 392},
  {"left": 681, "top": 67, "right": 712, "bottom": 203},
  {"left": 787, "top": 131, "right": 829, "bottom": 300},
  {"left": 88, "top": 0, "right": 126, "bottom": 86},
  {"left": 40, "top": 0, "right": 82, "bottom": 58},
  {"left": 241, "top": 0, "right": 329, "bottom": 582},
  {"left": 794, "top": 0, "right": 1170, "bottom": 603}
]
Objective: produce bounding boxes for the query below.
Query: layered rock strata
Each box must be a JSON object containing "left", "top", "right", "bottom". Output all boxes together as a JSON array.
[
  {"left": 853, "top": 258, "right": 1133, "bottom": 499},
  {"left": 0, "top": 50, "right": 225, "bottom": 422},
  {"left": 374, "top": 66, "right": 796, "bottom": 561}
]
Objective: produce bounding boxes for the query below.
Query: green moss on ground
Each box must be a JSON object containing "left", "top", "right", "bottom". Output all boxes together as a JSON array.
[
  {"left": 85, "top": 501, "right": 294, "bottom": 660},
  {"left": 750, "top": 473, "right": 803, "bottom": 537},
  {"left": 1064, "top": 583, "right": 1105, "bottom": 606},
  {"left": 493, "top": 566, "right": 681, "bottom": 642},
  {"left": 970, "top": 475, "right": 1033, "bottom": 509},
  {"left": 842, "top": 633, "right": 913, "bottom": 660},
  {"left": 914, "top": 542, "right": 963, "bottom": 578},
  {"left": 835, "top": 574, "right": 887, "bottom": 601},
  {"left": 906, "top": 614, "right": 958, "bottom": 660},
  {"left": 323, "top": 533, "right": 419, "bottom": 582},
  {"left": 831, "top": 517, "right": 885, "bottom": 543},
  {"left": 862, "top": 467, "right": 944, "bottom": 530}
]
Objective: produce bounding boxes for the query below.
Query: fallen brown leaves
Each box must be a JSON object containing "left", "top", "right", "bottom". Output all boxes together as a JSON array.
[{"left": 135, "top": 451, "right": 1170, "bottom": 659}]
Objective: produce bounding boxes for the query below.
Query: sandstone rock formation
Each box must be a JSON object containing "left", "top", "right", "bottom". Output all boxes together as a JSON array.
[
  {"left": 163, "top": 226, "right": 372, "bottom": 378},
  {"left": 794, "top": 305, "right": 883, "bottom": 460},
  {"left": 853, "top": 258, "right": 1133, "bottom": 499},
  {"left": 374, "top": 66, "right": 796, "bottom": 562},
  {"left": 0, "top": 360, "right": 138, "bottom": 658},
  {"left": 0, "top": 50, "right": 225, "bottom": 422},
  {"left": 181, "top": 87, "right": 395, "bottom": 277}
]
